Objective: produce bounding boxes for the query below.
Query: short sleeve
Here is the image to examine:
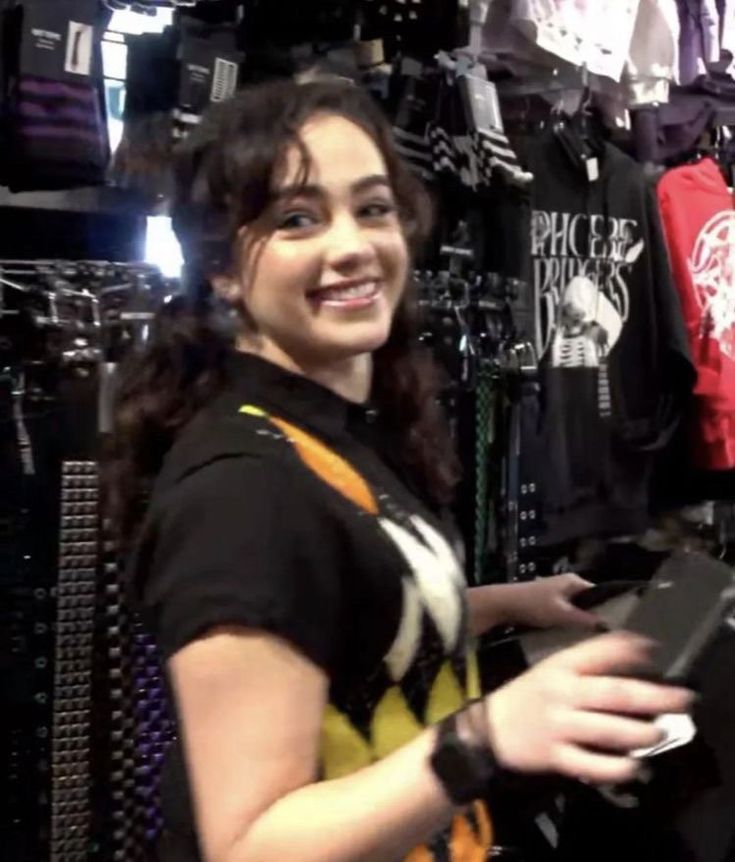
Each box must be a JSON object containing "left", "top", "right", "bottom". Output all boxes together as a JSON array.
[{"left": 136, "top": 455, "right": 346, "bottom": 672}]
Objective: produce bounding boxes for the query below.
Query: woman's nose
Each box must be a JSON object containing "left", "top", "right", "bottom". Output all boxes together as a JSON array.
[{"left": 323, "top": 216, "right": 376, "bottom": 271}]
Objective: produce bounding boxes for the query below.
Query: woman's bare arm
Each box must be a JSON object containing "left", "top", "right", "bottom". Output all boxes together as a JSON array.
[
  {"left": 169, "top": 626, "right": 455, "bottom": 862},
  {"left": 170, "top": 627, "right": 693, "bottom": 862},
  {"left": 467, "top": 574, "right": 599, "bottom": 636}
]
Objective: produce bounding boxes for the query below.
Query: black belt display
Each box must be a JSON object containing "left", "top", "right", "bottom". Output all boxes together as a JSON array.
[{"left": 0, "top": 259, "right": 174, "bottom": 861}]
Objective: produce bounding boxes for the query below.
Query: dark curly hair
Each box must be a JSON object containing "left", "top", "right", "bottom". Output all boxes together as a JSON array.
[{"left": 106, "top": 78, "right": 460, "bottom": 545}]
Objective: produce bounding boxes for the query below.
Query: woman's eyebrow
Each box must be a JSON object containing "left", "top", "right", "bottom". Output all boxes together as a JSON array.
[
  {"left": 272, "top": 174, "right": 391, "bottom": 201},
  {"left": 351, "top": 174, "right": 391, "bottom": 194},
  {"left": 270, "top": 183, "right": 322, "bottom": 202}
]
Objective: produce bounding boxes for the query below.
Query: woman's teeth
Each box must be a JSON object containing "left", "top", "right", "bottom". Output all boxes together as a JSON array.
[{"left": 317, "top": 281, "right": 378, "bottom": 302}]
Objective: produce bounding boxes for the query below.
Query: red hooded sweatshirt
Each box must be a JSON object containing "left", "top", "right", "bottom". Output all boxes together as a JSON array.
[{"left": 658, "top": 157, "right": 735, "bottom": 469}]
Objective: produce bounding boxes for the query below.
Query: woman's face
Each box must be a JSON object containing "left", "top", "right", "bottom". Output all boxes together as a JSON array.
[{"left": 232, "top": 113, "right": 409, "bottom": 368}]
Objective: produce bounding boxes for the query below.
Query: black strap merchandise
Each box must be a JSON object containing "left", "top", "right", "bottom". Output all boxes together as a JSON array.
[{"left": 172, "top": 17, "right": 242, "bottom": 143}]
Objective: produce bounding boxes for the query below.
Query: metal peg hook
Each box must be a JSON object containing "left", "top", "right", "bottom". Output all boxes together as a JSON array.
[
  {"left": 11, "top": 367, "right": 26, "bottom": 399},
  {"left": 0, "top": 273, "right": 32, "bottom": 294},
  {"left": 1, "top": 364, "right": 26, "bottom": 398}
]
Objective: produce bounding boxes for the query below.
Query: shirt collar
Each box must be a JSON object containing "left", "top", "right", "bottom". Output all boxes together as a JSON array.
[{"left": 217, "top": 351, "right": 379, "bottom": 440}]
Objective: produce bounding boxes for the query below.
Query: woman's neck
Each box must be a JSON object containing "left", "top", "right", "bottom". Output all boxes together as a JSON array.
[{"left": 235, "top": 338, "right": 373, "bottom": 404}]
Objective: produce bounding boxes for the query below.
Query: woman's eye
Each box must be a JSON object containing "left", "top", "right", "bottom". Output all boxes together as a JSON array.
[
  {"left": 278, "top": 211, "right": 318, "bottom": 231},
  {"left": 359, "top": 201, "right": 396, "bottom": 219}
]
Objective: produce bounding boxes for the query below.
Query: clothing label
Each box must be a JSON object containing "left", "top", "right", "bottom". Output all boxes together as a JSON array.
[
  {"left": 458, "top": 74, "right": 504, "bottom": 133},
  {"left": 64, "top": 22, "right": 93, "bottom": 77},
  {"left": 22, "top": 20, "right": 65, "bottom": 78},
  {"left": 20, "top": 0, "right": 99, "bottom": 81},
  {"left": 586, "top": 157, "right": 599, "bottom": 183},
  {"left": 179, "top": 59, "right": 212, "bottom": 112}
]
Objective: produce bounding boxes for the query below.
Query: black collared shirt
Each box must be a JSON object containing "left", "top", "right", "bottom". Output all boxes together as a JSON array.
[{"left": 132, "top": 351, "right": 490, "bottom": 861}]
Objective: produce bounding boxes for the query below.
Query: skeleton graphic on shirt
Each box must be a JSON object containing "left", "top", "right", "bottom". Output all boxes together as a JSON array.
[
  {"left": 689, "top": 210, "right": 735, "bottom": 360},
  {"left": 550, "top": 275, "right": 624, "bottom": 368},
  {"left": 531, "top": 209, "right": 644, "bottom": 367}
]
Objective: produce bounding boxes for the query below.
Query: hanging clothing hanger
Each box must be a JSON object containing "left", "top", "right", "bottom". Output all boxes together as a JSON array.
[{"left": 549, "top": 63, "right": 607, "bottom": 181}]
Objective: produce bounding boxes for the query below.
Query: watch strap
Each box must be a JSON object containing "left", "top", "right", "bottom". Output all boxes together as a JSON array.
[{"left": 430, "top": 706, "right": 498, "bottom": 806}]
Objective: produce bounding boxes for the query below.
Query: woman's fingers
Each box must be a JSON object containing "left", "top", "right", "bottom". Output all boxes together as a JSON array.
[
  {"left": 487, "top": 629, "right": 696, "bottom": 780},
  {"left": 557, "top": 573, "right": 594, "bottom": 595},
  {"left": 573, "top": 675, "right": 694, "bottom": 716},
  {"left": 556, "top": 631, "right": 656, "bottom": 675},
  {"left": 551, "top": 744, "right": 641, "bottom": 785},
  {"left": 554, "top": 708, "right": 665, "bottom": 752},
  {"left": 556, "top": 599, "right": 601, "bottom": 629}
]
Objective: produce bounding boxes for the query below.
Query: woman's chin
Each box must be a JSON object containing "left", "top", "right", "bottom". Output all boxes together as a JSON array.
[{"left": 317, "top": 322, "right": 393, "bottom": 359}]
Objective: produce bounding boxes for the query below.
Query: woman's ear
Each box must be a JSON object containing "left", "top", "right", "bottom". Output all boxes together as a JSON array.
[{"left": 210, "top": 275, "right": 241, "bottom": 305}]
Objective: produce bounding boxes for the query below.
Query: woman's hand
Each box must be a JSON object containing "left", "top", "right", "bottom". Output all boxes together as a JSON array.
[
  {"left": 503, "top": 573, "right": 600, "bottom": 630},
  {"left": 484, "top": 631, "right": 695, "bottom": 785},
  {"left": 467, "top": 574, "right": 599, "bottom": 636}
]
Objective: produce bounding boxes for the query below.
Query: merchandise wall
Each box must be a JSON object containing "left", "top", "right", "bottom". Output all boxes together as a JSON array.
[{"left": 1, "top": 2, "right": 735, "bottom": 861}]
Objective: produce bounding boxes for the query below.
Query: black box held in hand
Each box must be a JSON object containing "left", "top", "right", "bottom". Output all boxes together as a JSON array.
[{"left": 621, "top": 550, "right": 735, "bottom": 683}]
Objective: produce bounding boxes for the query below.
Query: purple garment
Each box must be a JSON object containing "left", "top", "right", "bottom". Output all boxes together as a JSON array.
[
  {"left": 18, "top": 76, "right": 98, "bottom": 102},
  {"left": 18, "top": 100, "right": 99, "bottom": 125},
  {"left": 5, "top": 74, "right": 109, "bottom": 191},
  {"left": 702, "top": 0, "right": 722, "bottom": 61},
  {"left": 716, "top": 0, "right": 735, "bottom": 61},
  {"left": 678, "top": 0, "right": 721, "bottom": 83}
]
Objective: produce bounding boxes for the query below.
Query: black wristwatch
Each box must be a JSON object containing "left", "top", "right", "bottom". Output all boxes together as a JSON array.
[{"left": 430, "top": 705, "right": 499, "bottom": 806}]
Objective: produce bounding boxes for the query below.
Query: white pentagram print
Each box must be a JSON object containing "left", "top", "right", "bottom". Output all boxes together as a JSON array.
[{"left": 689, "top": 210, "right": 735, "bottom": 360}]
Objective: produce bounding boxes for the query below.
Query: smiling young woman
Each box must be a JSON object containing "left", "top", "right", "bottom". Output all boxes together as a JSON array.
[
  {"left": 214, "top": 112, "right": 411, "bottom": 402},
  {"left": 107, "top": 79, "right": 693, "bottom": 862}
]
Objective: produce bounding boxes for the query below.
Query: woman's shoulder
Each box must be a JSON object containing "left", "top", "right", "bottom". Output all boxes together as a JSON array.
[{"left": 154, "top": 404, "right": 290, "bottom": 499}]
